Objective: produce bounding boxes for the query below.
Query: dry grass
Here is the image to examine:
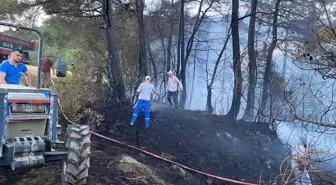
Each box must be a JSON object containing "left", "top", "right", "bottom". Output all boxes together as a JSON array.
[{"left": 19, "top": 65, "right": 72, "bottom": 87}]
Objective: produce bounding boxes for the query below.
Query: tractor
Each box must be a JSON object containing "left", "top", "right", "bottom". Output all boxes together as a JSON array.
[{"left": 0, "top": 22, "right": 91, "bottom": 184}]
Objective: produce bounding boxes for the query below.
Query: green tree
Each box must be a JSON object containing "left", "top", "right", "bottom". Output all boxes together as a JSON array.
[
  {"left": 0, "top": 0, "right": 22, "bottom": 20},
  {"left": 30, "top": 0, "right": 128, "bottom": 101}
]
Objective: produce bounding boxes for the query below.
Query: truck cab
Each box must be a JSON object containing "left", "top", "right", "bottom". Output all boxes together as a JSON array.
[{"left": 0, "top": 33, "right": 35, "bottom": 64}]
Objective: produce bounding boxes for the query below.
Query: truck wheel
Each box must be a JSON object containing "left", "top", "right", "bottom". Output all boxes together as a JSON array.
[{"left": 62, "top": 124, "right": 91, "bottom": 185}]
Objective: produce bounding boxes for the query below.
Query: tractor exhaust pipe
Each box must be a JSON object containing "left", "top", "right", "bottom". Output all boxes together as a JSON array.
[{"left": 0, "top": 22, "right": 43, "bottom": 89}]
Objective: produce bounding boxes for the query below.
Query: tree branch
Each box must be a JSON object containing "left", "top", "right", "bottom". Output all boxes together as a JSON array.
[{"left": 238, "top": 11, "right": 274, "bottom": 21}]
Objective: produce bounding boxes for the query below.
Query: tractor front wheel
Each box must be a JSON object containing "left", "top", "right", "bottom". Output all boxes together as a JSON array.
[{"left": 62, "top": 124, "right": 91, "bottom": 185}]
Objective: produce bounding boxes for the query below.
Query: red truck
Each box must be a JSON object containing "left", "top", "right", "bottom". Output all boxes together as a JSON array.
[{"left": 0, "top": 33, "right": 35, "bottom": 63}]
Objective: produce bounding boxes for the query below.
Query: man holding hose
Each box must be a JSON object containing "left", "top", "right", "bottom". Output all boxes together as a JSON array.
[{"left": 130, "top": 76, "right": 156, "bottom": 128}]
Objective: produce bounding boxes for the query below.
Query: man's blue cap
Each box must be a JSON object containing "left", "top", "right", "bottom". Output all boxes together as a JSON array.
[{"left": 299, "top": 135, "right": 307, "bottom": 142}]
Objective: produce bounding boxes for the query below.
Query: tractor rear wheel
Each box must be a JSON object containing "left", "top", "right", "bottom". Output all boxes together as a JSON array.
[{"left": 62, "top": 124, "right": 91, "bottom": 185}]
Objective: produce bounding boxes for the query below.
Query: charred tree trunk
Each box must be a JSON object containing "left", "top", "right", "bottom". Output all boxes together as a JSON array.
[
  {"left": 204, "top": 48, "right": 211, "bottom": 112},
  {"left": 179, "top": 0, "right": 186, "bottom": 108},
  {"left": 159, "top": 31, "right": 166, "bottom": 74},
  {"left": 103, "top": 0, "right": 125, "bottom": 101},
  {"left": 156, "top": 23, "right": 166, "bottom": 89},
  {"left": 188, "top": 47, "right": 197, "bottom": 109},
  {"left": 242, "top": 0, "right": 257, "bottom": 121},
  {"left": 136, "top": 0, "right": 147, "bottom": 78},
  {"left": 182, "top": 0, "right": 214, "bottom": 108},
  {"left": 166, "top": 0, "right": 174, "bottom": 74},
  {"left": 258, "top": 0, "right": 281, "bottom": 121},
  {"left": 177, "top": 10, "right": 181, "bottom": 76},
  {"left": 184, "top": 0, "right": 204, "bottom": 63},
  {"left": 206, "top": 85, "right": 214, "bottom": 113},
  {"left": 184, "top": 0, "right": 213, "bottom": 63},
  {"left": 167, "top": 26, "right": 173, "bottom": 72},
  {"left": 147, "top": 43, "right": 157, "bottom": 85},
  {"left": 165, "top": 2, "right": 174, "bottom": 91},
  {"left": 227, "top": 0, "right": 242, "bottom": 120},
  {"left": 207, "top": 28, "right": 231, "bottom": 114}
]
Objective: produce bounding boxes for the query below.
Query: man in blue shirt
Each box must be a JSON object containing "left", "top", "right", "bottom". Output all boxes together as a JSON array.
[{"left": 0, "top": 49, "right": 32, "bottom": 86}]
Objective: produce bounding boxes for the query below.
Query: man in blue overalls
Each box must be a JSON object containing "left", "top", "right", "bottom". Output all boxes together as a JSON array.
[{"left": 130, "top": 76, "right": 156, "bottom": 127}]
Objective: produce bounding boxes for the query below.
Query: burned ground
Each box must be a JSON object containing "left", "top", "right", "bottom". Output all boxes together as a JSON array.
[
  {"left": 103, "top": 105, "right": 288, "bottom": 184},
  {"left": 0, "top": 104, "right": 290, "bottom": 185}
]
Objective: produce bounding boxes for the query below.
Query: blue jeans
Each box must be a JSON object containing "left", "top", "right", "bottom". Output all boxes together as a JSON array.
[{"left": 131, "top": 99, "right": 150, "bottom": 126}]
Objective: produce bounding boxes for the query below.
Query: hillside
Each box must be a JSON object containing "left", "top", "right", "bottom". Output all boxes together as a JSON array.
[{"left": 0, "top": 102, "right": 292, "bottom": 185}]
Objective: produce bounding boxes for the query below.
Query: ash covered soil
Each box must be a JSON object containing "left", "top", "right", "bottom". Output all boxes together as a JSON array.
[{"left": 0, "top": 103, "right": 290, "bottom": 185}]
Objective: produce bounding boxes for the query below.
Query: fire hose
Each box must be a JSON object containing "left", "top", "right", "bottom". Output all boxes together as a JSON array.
[{"left": 51, "top": 80, "right": 258, "bottom": 185}]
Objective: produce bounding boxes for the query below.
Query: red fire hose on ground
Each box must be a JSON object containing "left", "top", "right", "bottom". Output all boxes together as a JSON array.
[{"left": 52, "top": 80, "right": 259, "bottom": 185}]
